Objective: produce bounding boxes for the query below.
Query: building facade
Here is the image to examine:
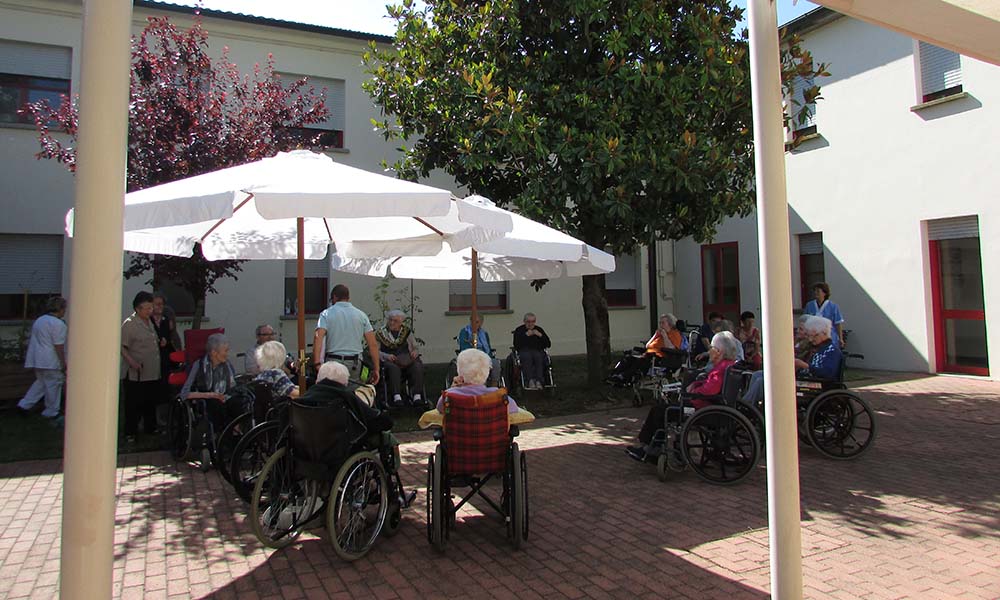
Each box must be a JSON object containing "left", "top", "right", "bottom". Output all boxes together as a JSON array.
[
  {"left": 672, "top": 8, "right": 999, "bottom": 379},
  {"left": 0, "top": 0, "right": 657, "bottom": 365}
]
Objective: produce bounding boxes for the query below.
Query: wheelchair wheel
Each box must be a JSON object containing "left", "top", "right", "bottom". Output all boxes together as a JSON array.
[
  {"left": 519, "top": 449, "right": 529, "bottom": 542},
  {"left": 509, "top": 443, "right": 525, "bottom": 550},
  {"left": 327, "top": 451, "right": 389, "bottom": 562},
  {"left": 426, "top": 446, "right": 446, "bottom": 551},
  {"left": 249, "top": 447, "right": 321, "bottom": 549},
  {"left": 166, "top": 398, "right": 193, "bottom": 461},
  {"left": 230, "top": 421, "right": 282, "bottom": 502},
  {"left": 656, "top": 453, "right": 669, "bottom": 482},
  {"left": 681, "top": 406, "right": 760, "bottom": 485},
  {"left": 443, "top": 359, "right": 458, "bottom": 391},
  {"left": 806, "top": 391, "right": 876, "bottom": 460},
  {"left": 215, "top": 412, "right": 252, "bottom": 483},
  {"left": 503, "top": 354, "right": 520, "bottom": 396}
]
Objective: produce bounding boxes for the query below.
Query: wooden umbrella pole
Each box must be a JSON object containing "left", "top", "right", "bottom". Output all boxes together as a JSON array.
[
  {"left": 471, "top": 249, "right": 479, "bottom": 348},
  {"left": 296, "top": 217, "right": 307, "bottom": 391}
]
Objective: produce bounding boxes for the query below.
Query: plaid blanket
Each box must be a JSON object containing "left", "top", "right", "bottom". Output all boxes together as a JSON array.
[{"left": 442, "top": 389, "right": 509, "bottom": 476}]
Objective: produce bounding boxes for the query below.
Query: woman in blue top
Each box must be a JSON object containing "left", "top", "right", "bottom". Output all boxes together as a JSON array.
[{"left": 804, "top": 282, "right": 845, "bottom": 348}]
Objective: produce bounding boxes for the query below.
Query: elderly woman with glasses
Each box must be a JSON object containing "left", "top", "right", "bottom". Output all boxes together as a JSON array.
[
  {"left": 179, "top": 332, "right": 240, "bottom": 431},
  {"left": 626, "top": 331, "right": 741, "bottom": 462}
]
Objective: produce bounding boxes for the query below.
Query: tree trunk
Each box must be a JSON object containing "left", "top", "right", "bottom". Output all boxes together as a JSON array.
[
  {"left": 192, "top": 295, "right": 206, "bottom": 330},
  {"left": 581, "top": 274, "right": 611, "bottom": 386}
]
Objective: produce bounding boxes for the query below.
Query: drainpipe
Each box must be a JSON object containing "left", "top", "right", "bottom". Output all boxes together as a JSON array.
[
  {"left": 749, "top": 1, "right": 803, "bottom": 599},
  {"left": 648, "top": 241, "right": 658, "bottom": 332}
]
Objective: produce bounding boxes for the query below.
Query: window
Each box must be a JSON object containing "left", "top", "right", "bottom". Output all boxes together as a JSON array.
[
  {"left": 0, "top": 234, "right": 63, "bottom": 319},
  {"left": 154, "top": 274, "right": 197, "bottom": 317},
  {"left": 284, "top": 259, "right": 329, "bottom": 315},
  {"left": 798, "top": 232, "right": 825, "bottom": 308},
  {"left": 449, "top": 277, "right": 508, "bottom": 312},
  {"left": 917, "top": 42, "right": 962, "bottom": 103},
  {"left": 277, "top": 72, "right": 345, "bottom": 149},
  {"left": 701, "top": 242, "right": 740, "bottom": 323},
  {"left": 605, "top": 250, "right": 640, "bottom": 307},
  {"left": 785, "top": 74, "right": 818, "bottom": 143},
  {"left": 0, "top": 40, "right": 71, "bottom": 124}
]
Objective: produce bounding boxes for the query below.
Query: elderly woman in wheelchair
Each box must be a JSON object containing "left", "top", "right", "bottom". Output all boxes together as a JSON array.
[
  {"left": 625, "top": 331, "right": 762, "bottom": 485},
  {"left": 606, "top": 313, "right": 686, "bottom": 387},
  {"left": 249, "top": 361, "right": 413, "bottom": 561},
  {"left": 423, "top": 348, "right": 531, "bottom": 550}
]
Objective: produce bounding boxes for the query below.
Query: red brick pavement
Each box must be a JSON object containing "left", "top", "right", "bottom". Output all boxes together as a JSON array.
[{"left": 1, "top": 374, "right": 999, "bottom": 599}]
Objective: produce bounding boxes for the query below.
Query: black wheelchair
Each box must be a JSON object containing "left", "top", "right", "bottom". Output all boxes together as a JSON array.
[
  {"left": 647, "top": 366, "right": 763, "bottom": 485},
  {"left": 791, "top": 352, "right": 876, "bottom": 460},
  {"left": 444, "top": 339, "right": 505, "bottom": 389},
  {"left": 249, "top": 397, "right": 412, "bottom": 561},
  {"left": 503, "top": 345, "right": 555, "bottom": 396},
  {"left": 165, "top": 375, "right": 255, "bottom": 473},
  {"left": 374, "top": 360, "right": 429, "bottom": 410},
  {"left": 426, "top": 389, "right": 528, "bottom": 551},
  {"left": 225, "top": 381, "right": 292, "bottom": 502}
]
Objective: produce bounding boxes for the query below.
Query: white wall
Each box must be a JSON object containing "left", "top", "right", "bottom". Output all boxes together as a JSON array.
[{"left": 674, "top": 14, "right": 1000, "bottom": 378}]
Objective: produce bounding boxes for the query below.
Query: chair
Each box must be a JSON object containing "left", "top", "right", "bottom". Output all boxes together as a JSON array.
[
  {"left": 504, "top": 341, "right": 555, "bottom": 396},
  {"left": 794, "top": 352, "right": 876, "bottom": 460},
  {"left": 426, "top": 388, "right": 528, "bottom": 551}
]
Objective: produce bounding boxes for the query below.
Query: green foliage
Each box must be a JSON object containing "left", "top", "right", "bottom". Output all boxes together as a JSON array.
[{"left": 370, "top": 275, "right": 425, "bottom": 344}]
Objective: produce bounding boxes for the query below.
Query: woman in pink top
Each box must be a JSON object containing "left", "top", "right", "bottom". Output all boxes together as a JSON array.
[{"left": 626, "top": 332, "right": 741, "bottom": 462}]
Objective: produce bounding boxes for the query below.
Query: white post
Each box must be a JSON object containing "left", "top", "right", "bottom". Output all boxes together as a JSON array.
[
  {"left": 747, "top": 1, "right": 804, "bottom": 599},
  {"left": 60, "top": 0, "right": 132, "bottom": 598}
]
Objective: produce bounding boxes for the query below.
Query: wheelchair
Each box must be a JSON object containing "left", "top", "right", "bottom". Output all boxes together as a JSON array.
[
  {"left": 374, "top": 360, "right": 429, "bottom": 410},
  {"left": 224, "top": 381, "right": 292, "bottom": 501},
  {"left": 426, "top": 388, "right": 528, "bottom": 551},
  {"left": 791, "top": 352, "right": 876, "bottom": 460},
  {"left": 165, "top": 378, "right": 254, "bottom": 474},
  {"left": 444, "top": 342, "right": 505, "bottom": 389},
  {"left": 503, "top": 346, "right": 555, "bottom": 396},
  {"left": 249, "top": 397, "right": 413, "bottom": 561}
]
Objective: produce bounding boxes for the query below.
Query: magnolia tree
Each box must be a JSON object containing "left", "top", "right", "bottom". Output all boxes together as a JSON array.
[
  {"left": 26, "top": 16, "right": 329, "bottom": 327},
  {"left": 365, "top": 0, "right": 827, "bottom": 382}
]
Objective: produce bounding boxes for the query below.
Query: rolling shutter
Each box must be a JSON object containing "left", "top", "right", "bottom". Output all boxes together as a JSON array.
[
  {"left": 0, "top": 234, "right": 64, "bottom": 294},
  {"left": 284, "top": 258, "right": 329, "bottom": 278},
  {"left": 798, "top": 232, "right": 823, "bottom": 255},
  {"left": 448, "top": 278, "right": 507, "bottom": 297},
  {"left": 606, "top": 251, "right": 638, "bottom": 290},
  {"left": 919, "top": 42, "right": 962, "bottom": 97},
  {"left": 928, "top": 216, "right": 979, "bottom": 241},
  {"left": 789, "top": 75, "right": 816, "bottom": 131},
  {"left": 0, "top": 40, "right": 71, "bottom": 79}
]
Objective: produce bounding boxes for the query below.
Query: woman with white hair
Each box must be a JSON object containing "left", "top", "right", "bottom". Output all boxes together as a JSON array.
[
  {"left": 253, "top": 340, "right": 300, "bottom": 398},
  {"left": 435, "top": 348, "right": 521, "bottom": 415},
  {"left": 179, "top": 332, "right": 239, "bottom": 430},
  {"left": 606, "top": 313, "right": 684, "bottom": 386},
  {"left": 740, "top": 315, "right": 842, "bottom": 409},
  {"left": 298, "top": 361, "right": 393, "bottom": 434},
  {"left": 626, "top": 331, "right": 741, "bottom": 462}
]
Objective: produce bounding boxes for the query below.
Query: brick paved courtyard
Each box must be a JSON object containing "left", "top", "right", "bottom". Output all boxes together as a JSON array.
[{"left": 1, "top": 374, "right": 998, "bottom": 599}]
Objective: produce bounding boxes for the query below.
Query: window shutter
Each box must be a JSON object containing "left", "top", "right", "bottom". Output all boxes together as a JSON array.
[
  {"left": 789, "top": 75, "right": 816, "bottom": 131},
  {"left": 448, "top": 278, "right": 507, "bottom": 295},
  {"left": 606, "top": 251, "right": 639, "bottom": 290},
  {"left": 919, "top": 42, "right": 962, "bottom": 97},
  {"left": 798, "top": 232, "right": 823, "bottom": 255},
  {"left": 0, "top": 235, "right": 63, "bottom": 294},
  {"left": 928, "top": 216, "right": 979, "bottom": 240},
  {"left": 0, "top": 40, "right": 71, "bottom": 79},
  {"left": 284, "top": 259, "right": 329, "bottom": 278}
]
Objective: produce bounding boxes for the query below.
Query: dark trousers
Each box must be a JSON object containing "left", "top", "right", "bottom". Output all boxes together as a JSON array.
[
  {"left": 638, "top": 404, "right": 666, "bottom": 445},
  {"left": 518, "top": 349, "right": 546, "bottom": 383},
  {"left": 123, "top": 379, "right": 160, "bottom": 436},
  {"left": 611, "top": 353, "right": 653, "bottom": 382},
  {"left": 384, "top": 359, "right": 425, "bottom": 398}
]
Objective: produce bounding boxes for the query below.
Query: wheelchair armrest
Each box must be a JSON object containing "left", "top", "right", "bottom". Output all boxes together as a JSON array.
[{"left": 509, "top": 425, "right": 520, "bottom": 438}]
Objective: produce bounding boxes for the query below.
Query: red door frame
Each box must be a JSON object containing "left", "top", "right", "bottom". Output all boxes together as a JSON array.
[
  {"left": 929, "top": 239, "right": 989, "bottom": 376},
  {"left": 700, "top": 242, "right": 740, "bottom": 323}
]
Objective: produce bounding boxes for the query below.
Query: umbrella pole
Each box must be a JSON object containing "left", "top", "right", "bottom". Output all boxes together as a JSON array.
[
  {"left": 470, "top": 249, "right": 479, "bottom": 348},
  {"left": 297, "top": 217, "right": 307, "bottom": 390}
]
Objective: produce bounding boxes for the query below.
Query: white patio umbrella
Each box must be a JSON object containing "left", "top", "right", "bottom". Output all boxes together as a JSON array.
[
  {"left": 330, "top": 195, "right": 616, "bottom": 343},
  {"left": 65, "top": 152, "right": 514, "bottom": 387}
]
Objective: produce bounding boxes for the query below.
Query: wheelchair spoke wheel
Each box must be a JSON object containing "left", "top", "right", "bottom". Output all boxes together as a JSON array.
[
  {"left": 509, "top": 444, "right": 525, "bottom": 550},
  {"left": 427, "top": 446, "right": 446, "bottom": 551},
  {"left": 328, "top": 451, "right": 388, "bottom": 561},
  {"left": 215, "top": 412, "right": 252, "bottom": 483},
  {"left": 806, "top": 391, "right": 877, "bottom": 460},
  {"left": 249, "top": 447, "right": 321, "bottom": 549},
  {"left": 681, "top": 406, "right": 760, "bottom": 485},
  {"left": 166, "top": 398, "right": 193, "bottom": 461},
  {"left": 520, "top": 450, "right": 529, "bottom": 542},
  {"left": 230, "top": 421, "right": 282, "bottom": 502}
]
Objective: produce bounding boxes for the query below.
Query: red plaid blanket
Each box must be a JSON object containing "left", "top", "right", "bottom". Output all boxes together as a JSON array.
[{"left": 442, "top": 389, "right": 510, "bottom": 476}]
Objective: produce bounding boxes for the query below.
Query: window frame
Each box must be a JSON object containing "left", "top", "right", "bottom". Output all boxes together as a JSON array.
[
  {"left": 448, "top": 279, "right": 509, "bottom": 312},
  {"left": 914, "top": 41, "right": 964, "bottom": 105},
  {"left": 605, "top": 250, "right": 641, "bottom": 308},
  {"left": 0, "top": 72, "right": 70, "bottom": 125}
]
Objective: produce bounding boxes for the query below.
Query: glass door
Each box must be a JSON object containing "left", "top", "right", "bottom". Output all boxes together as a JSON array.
[{"left": 929, "top": 237, "right": 988, "bottom": 376}]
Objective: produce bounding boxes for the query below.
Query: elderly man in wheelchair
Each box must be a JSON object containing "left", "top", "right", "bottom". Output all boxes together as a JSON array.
[
  {"left": 423, "top": 348, "right": 532, "bottom": 550},
  {"left": 249, "top": 361, "right": 413, "bottom": 561},
  {"left": 507, "top": 312, "right": 553, "bottom": 392},
  {"left": 740, "top": 314, "right": 876, "bottom": 460}
]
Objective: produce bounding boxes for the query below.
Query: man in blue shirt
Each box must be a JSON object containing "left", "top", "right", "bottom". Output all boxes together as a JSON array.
[
  {"left": 457, "top": 314, "right": 501, "bottom": 386},
  {"left": 313, "top": 285, "right": 380, "bottom": 385}
]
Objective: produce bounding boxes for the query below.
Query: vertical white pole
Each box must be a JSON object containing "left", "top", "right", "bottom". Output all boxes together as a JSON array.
[
  {"left": 747, "top": 1, "right": 803, "bottom": 598},
  {"left": 60, "top": 1, "right": 132, "bottom": 598}
]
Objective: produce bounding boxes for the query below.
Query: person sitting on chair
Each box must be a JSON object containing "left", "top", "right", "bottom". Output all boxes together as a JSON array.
[
  {"left": 376, "top": 310, "right": 425, "bottom": 407},
  {"left": 694, "top": 312, "right": 724, "bottom": 359},
  {"left": 244, "top": 324, "right": 277, "bottom": 375},
  {"left": 438, "top": 349, "right": 521, "bottom": 415},
  {"left": 253, "top": 340, "right": 300, "bottom": 399},
  {"left": 457, "top": 314, "right": 502, "bottom": 386},
  {"left": 605, "top": 313, "right": 683, "bottom": 386},
  {"left": 626, "top": 331, "right": 741, "bottom": 462},
  {"left": 512, "top": 312, "right": 551, "bottom": 390},
  {"left": 741, "top": 315, "right": 842, "bottom": 409},
  {"left": 179, "top": 333, "right": 241, "bottom": 431},
  {"left": 300, "top": 361, "right": 393, "bottom": 435}
]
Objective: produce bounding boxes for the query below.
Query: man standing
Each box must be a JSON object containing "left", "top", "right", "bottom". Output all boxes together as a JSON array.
[
  {"left": 244, "top": 324, "right": 277, "bottom": 375},
  {"left": 313, "top": 285, "right": 380, "bottom": 384},
  {"left": 18, "top": 297, "right": 68, "bottom": 419},
  {"left": 512, "top": 312, "right": 551, "bottom": 390},
  {"left": 376, "top": 310, "right": 424, "bottom": 406}
]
